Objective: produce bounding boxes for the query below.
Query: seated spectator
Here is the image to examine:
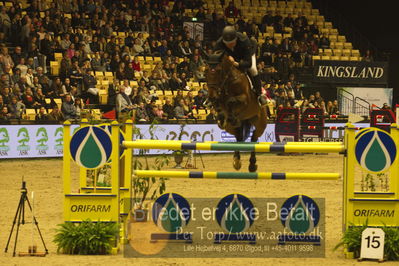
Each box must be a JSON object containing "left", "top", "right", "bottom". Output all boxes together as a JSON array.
[
  {"left": 116, "top": 62, "right": 128, "bottom": 80},
  {"left": 291, "top": 46, "right": 303, "bottom": 68},
  {"left": 382, "top": 103, "right": 391, "bottom": 110},
  {"left": 300, "top": 99, "right": 311, "bottom": 113},
  {"left": 69, "top": 60, "right": 83, "bottom": 87},
  {"left": 194, "top": 65, "right": 206, "bottom": 82},
  {"left": 0, "top": 73, "right": 11, "bottom": 89},
  {"left": 275, "top": 90, "right": 287, "bottom": 110},
  {"left": 135, "top": 101, "right": 149, "bottom": 122},
  {"left": 116, "top": 86, "right": 134, "bottom": 116},
  {"left": 140, "top": 70, "right": 151, "bottom": 87},
  {"left": 51, "top": 77, "right": 67, "bottom": 98},
  {"left": 0, "top": 106, "right": 11, "bottom": 122},
  {"left": 362, "top": 49, "right": 374, "bottom": 62},
  {"left": 308, "top": 94, "right": 316, "bottom": 107},
  {"left": 329, "top": 100, "right": 340, "bottom": 115},
  {"left": 82, "top": 69, "right": 98, "bottom": 104},
  {"left": 182, "top": 98, "right": 195, "bottom": 119},
  {"left": 35, "top": 106, "right": 49, "bottom": 122},
  {"left": 132, "top": 38, "right": 144, "bottom": 55},
  {"left": 173, "top": 90, "right": 185, "bottom": 107},
  {"left": 189, "top": 54, "right": 202, "bottom": 73},
  {"left": 148, "top": 104, "right": 163, "bottom": 122},
  {"left": 8, "top": 96, "right": 25, "bottom": 119},
  {"left": 125, "top": 31, "right": 135, "bottom": 48},
  {"left": 174, "top": 99, "right": 187, "bottom": 119},
  {"left": 34, "top": 88, "right": 47, "bottom": 108},
  {"left": 286, "top": 90, "right": 298, "bottom": 107},
  {"left": 66, "top": 43, "right": 76, "bottom": 59},
  {"left": 11, "top": 46, "right": 25, "bottom": 68},
  {"left": 121, "top": 79, "right": 132, "bottom": 96},
  {"left": 169, "top": 72, "right": 184, "bottom": 91},
  {"left": 293, "top": 83, "right": 304, "bottom": 100},
  {"left": 11, "top": 68, "right": 22, "bottom": 85},
  {"left": 178, "top": 41, "right": 192, "bottom": 57},
  {"left": 179, "top": 72, "right": 189, "bottom": 90},
  {"left": 61, "top": 94, "right": 78, "bottom": 120},
  {"left": 319, "top": 35, "right": 330, "bottom": 49},
  {"left": 162, "top": 97, "right": 174, "bottom": 119},
  {"left": 22, "top": 87, "right": 40, "bottom": 109},
  {"left": 320, "top": 101, "right": 328, "bottom": 115},
  {"left": 130, "top": 86, "right": 141, "bottom": 105},
  {"left": 314, "top": 91, "right": 324, "bottom": 105},
  {"left": 0, "top": 46, "right": 14, "bottom": 68},
  {"left": 48, "top": 105, "right": 64, "bottom": 122},
  {"left": 131, "top": 56, "right": 142, "bottom": 73},
  {"left": 60, "top": 33, "right": 72, "bottom": 50},
  {"left": 25, "top": 68, "right": 35, "bottom": 88},
  {"left": 74, "top": 97, "right": 85, "bottom": 117},
  {"left": 156, "top": 104, "right": 167, "bottom": 120},
  {"left": 16, "top": 58, "right": 28, "bottom": 76},
  {"left": 206, "top": 108, "right": 217, "bottom": 123},
  {"left": 225, "top": 1, "right": 240, "bottom": 18},
  {"left": 91, "top": 51, "right": 104, "bottom": 71},
  {"left": 1, "top": 87, "right": 13, "bottom": 105},
  {"left": 62, "top": 78, "right": 74, "bottom": 95}
]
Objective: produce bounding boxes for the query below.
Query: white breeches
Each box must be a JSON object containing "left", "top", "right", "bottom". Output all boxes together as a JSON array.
[{"left": 248, "top": 54, "right": 258, "bottom": 76}]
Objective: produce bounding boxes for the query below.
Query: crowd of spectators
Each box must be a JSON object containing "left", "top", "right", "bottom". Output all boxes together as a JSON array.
[{"left": 0, "top": 0, "right": 345, "bottom": 124}]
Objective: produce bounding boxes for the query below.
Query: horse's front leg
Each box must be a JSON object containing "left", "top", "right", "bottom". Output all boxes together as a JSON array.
[
  {"left": 249, "top": 134, "right": 258, "bottom": 172},
  {"left": 233, "top": 129, "right": 244, "bottom": 171}
]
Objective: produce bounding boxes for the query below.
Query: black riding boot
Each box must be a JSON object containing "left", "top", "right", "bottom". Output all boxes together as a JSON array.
[{"left": 252, "top": 75, "right": 267, "bottom": 106}]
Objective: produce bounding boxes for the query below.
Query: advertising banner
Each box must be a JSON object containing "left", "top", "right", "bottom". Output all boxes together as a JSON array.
[
  {"left": 0, "top": 124, "right": 79, "bottom": 159},
  {"left": 313, "top": 61, "right": 388, "bottom": 84},
  {"left": 0, "top": 123, "right": 369, "bottom": 159}
]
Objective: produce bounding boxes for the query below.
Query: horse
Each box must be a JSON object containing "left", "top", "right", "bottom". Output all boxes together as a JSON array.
[{"left": 206, "top": 52, "right": 268, "bottom": 172}]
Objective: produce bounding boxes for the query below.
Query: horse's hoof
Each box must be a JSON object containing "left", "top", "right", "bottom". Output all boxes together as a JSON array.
[
  {"left": 233, "top": 159, "right": 242, "bottom": 170},
  {"left": 248, "top": 164, "right": 258, "bottom": 172}
]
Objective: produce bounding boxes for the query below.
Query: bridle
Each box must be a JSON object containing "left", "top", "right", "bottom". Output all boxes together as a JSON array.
[{"left": 207, "top": 59, "right": 235, "bottom": 95}]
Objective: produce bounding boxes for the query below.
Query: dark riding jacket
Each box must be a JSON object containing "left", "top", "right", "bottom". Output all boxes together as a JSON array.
[{"left": 214, "top": 32, "right": 253, "bottom": 71}]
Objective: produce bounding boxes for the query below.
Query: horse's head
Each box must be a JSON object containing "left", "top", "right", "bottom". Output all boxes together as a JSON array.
[
  {"left": 205, "top": 51, "right": 231, "bottom": 92},
  {"left": 205, "top": 52, "right": 223, "bottom": 87}
]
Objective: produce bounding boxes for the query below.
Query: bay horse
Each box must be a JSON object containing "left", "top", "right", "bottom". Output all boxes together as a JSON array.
[{"left": 206, "top": 52, "right": 268, "bottom": 172}]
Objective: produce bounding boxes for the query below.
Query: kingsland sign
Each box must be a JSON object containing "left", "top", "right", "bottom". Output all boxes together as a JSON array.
[{"left": 313, "top": 61, "right": 388, "bottom": 84}]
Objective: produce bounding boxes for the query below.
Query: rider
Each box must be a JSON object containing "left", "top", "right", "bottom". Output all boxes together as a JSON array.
[{"left": 214, "top": 25, "right": 268, "bottom": 106}]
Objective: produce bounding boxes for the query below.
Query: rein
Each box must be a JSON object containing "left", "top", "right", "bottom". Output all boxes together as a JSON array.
[{"left": 208, "top": 60, "right": 235, "bottom": 95}]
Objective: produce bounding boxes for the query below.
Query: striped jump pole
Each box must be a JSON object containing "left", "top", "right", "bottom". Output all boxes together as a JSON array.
[
  {"left": 305, "top": 114, "right": 349, "bottom": 119},
  {"left": 301, "top": 126, "right": 365, "bottom": 130},
  {"left": 123, "top": 140, "right": 345, "bottom": 153},
  {"left": 134, "top": 139, "right": 342, "bottom": 145},
  {"left": 134, "top": 170, "right": 341, "bottom": 180}
]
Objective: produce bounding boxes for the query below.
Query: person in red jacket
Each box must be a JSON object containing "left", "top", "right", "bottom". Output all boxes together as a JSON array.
[{"left": 224, "top": 1, "right": 240, "bottom": 18}]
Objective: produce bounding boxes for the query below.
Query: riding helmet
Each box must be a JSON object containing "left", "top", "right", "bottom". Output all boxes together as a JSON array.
[{"left": 222, "top": 26, "right": 237, "bottom": 44}]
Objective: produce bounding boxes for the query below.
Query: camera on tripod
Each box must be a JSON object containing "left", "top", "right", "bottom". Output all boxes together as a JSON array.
[{"left": 4, "top": 180, "right": 48, "bottom": 257}]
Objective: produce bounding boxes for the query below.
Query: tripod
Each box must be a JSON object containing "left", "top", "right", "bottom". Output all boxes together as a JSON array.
[
  {"left": 4, "top": 181, "right": 48, "bottom": 257},
  {"left": 185, "top": 136, "right": 205, "bottom": 169}
]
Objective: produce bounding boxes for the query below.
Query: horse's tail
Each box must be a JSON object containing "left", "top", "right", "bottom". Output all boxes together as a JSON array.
[{"left": 240, "top": 120, "right": 252, "bottom": 141}]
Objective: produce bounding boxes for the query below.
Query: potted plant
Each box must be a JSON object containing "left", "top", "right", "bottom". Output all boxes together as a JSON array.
[
  {"left": 131, "top": 124, "right": 168, "bottom": 222},
  {"left": 171, "top": 123, "right": 188, "bottom": 168},
  {"left": 54, "top": 220, "right": 119, "bottom": 255},
  {"left": 172, "top": 150, "right": 186, "bottom": 169}
]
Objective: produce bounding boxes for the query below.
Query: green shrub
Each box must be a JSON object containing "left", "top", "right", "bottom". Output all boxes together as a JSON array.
[
  {"left": 335, "top": 222, "right": 399, "bottom": 260},
  {"left": 54, "top": 220, "right": 119, "bottom": 255}
]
